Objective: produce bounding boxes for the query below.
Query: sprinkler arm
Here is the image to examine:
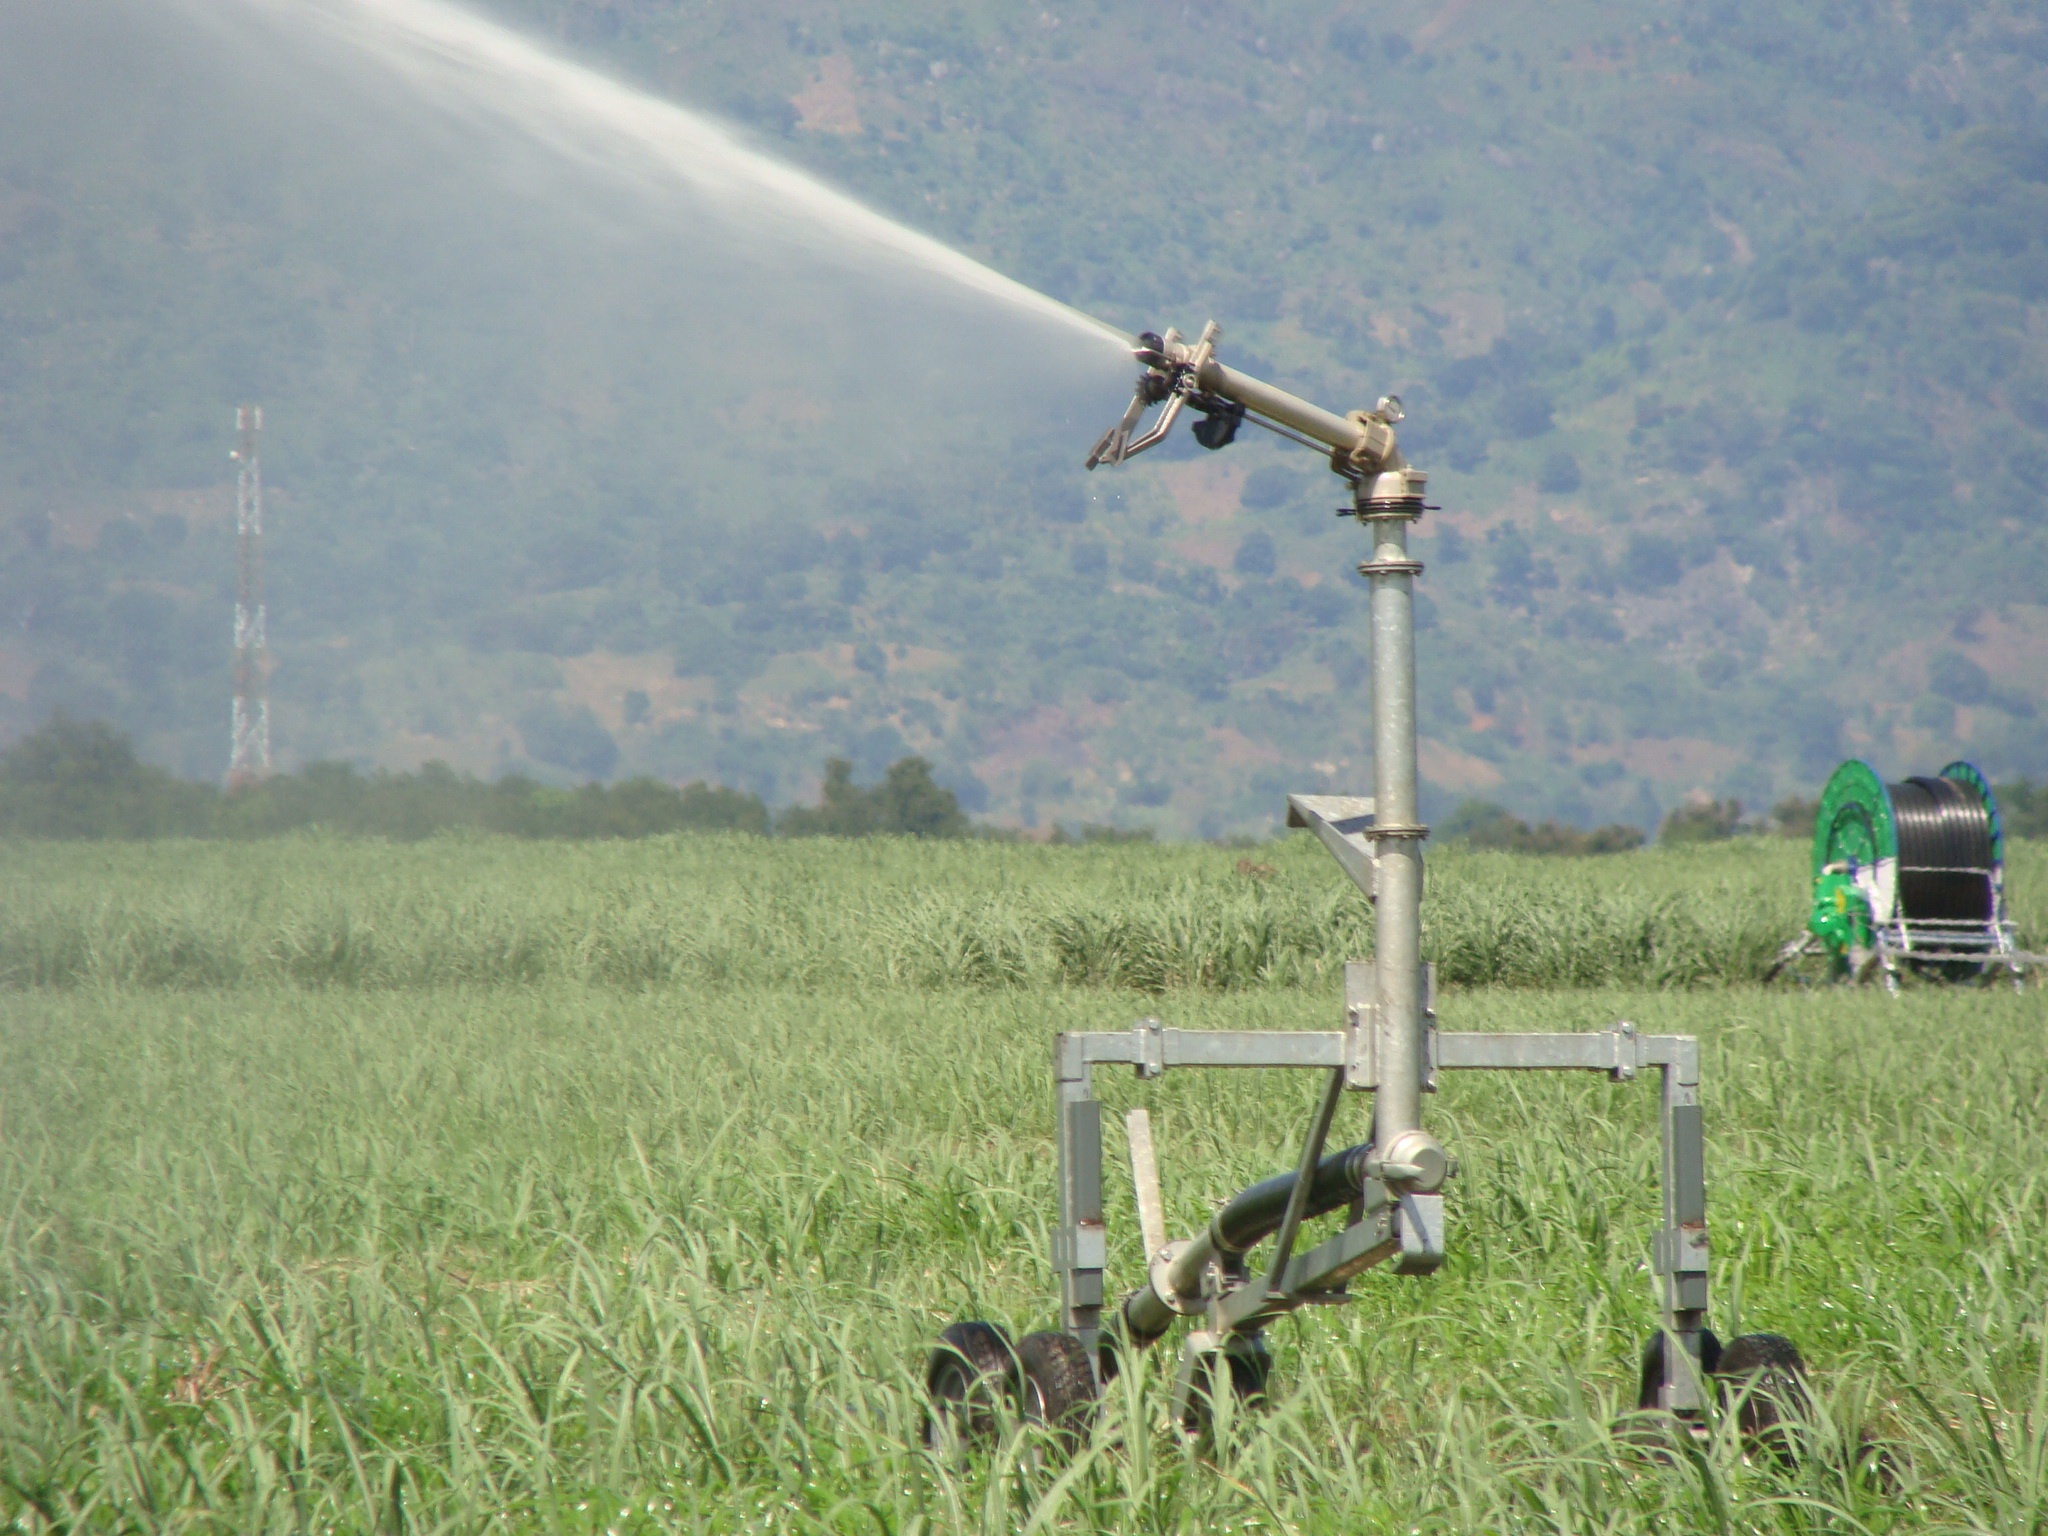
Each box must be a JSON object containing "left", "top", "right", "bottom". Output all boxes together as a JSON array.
[{"left": 1086, "top": 321, "right": 1406, "bottom": 476}]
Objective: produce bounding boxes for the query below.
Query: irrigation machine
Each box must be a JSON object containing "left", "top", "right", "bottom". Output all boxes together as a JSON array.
[
  {"left": 1768, "top": 759, "right": 2038, "bottom": 990},
  {"left": 924, "top": 323, "right": 1807, "bottom": 1451}
]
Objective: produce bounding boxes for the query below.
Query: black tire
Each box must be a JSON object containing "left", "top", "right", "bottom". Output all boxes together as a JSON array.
[
  {"left": 1714, "top": 1332, "right": 1809, "bottom": 1466},
  {"left": 1180, "top": 1334, "right": 1273, "bottom": 1437},
  {"left": 1226, "top": 1335, "right": 1273, "bottom": 1406},
  {"left": 924, "top": 1321, "right": 1017, "bottom": 1448},
  {"left": 1016, "top": 1331, "right": 1098, "bottom": 1447},
  {"left": 1095, "top": 1335, "right": 1123, "bottom": 1387},
  {"left": 1635, "top": 1329, "right": 1723, "bottom": 1411}
]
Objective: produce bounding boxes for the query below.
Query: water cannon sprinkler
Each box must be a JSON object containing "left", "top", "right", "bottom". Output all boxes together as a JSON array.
[
  {"left": 925, "top": 320, "right": 1807, "bottom": 1453},
  {"left": 1085, "top": 321, "right": 1406, "bottom": 493}
]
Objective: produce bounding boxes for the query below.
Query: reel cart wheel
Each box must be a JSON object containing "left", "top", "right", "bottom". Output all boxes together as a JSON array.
[
  {"left": 1715, "top": 1332, "right": 1811, "bottom": 1466},
  {"left": 1015, "top": 1331, "right": 1099, "bottom": 1446},
  {"left": 923, "top": 1321, "right": 1017, "bottom": 1449},
  {"left": 1179, "top": 1334, "right": 1274, "bottom": 1439},
  {"left": 924, "top": 1323, "right": 1102, "bottom": 1452},
  {"left": 1636, "top": 1329, "right": 1810, "bottom": 1463}
]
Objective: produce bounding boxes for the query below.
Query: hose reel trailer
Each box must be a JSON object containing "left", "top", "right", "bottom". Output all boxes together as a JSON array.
[
  {"left": 924, "top": 322, "right": 1806, "bottom": 1453},
  {"left": 1768, "top": 759, "right": 2037, "bottom": 990}
]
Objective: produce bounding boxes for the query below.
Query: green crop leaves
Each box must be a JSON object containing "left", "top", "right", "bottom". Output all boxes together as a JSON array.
[
  {"left": 12, "top": 833, "right": 2018, "bottom": 995},
  {"left": 2, "top": 975, "right": 2047, "bottom": 1530},
  {"left": 0, "top": 836, "right": 2043, "bottom": 1530}
]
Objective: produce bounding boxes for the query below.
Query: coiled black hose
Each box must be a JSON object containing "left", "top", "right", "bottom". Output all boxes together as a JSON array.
[{"left": 1889, "top": 775, "right": 1994, "bottom": 922}]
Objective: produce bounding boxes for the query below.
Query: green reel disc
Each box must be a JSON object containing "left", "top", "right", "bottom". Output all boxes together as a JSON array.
[
  {"left": 1810, "top": 761, "right": 1895, "bottom": 957},
  {"left": 1813, "top": 760, "right": 1894, "bottom": 881}
]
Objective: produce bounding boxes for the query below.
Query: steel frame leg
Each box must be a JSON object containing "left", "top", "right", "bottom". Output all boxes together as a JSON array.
[
  {"left": 1655, "top": 1060, "right": 1711, "bottom": 1413},
  {"left": 1055, "top": 1059, "right": 1105, "bottom": 1376}
]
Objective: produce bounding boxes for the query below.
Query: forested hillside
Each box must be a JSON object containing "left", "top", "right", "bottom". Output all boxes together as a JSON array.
[{"left": 1, "top": 0, "right": 2044, "bottom": 834}]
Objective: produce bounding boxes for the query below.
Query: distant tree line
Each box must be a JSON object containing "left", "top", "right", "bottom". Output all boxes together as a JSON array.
[
  {"left": 1440, "top": 800, "right": 1647, "bottom": 855},
  {"left": 0, "top": 718, "right": 969, "bottom": 841},
  {"left": 1441, "top": 778, "right": 2048, "bottom": 853},
  {"left": 9, "top": 716, "right": 2043, "bottom": 846},
  {"left": 1657, "top": 785, "right": 2048, "bottom": 845},
  {"left": 770, "top": 756, "right": 969, "bottom": 839}
]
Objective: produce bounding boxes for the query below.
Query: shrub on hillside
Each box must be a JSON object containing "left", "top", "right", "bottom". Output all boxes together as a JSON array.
[
  {"left": 1997, "top": 778, "right": 2048, "bottom": 838},
  {"left": 517, "top": 702, "right": 619, "bottom": 779},
  {"left": 1770, "top": 795, "right": 1818, "bottom": 838}
]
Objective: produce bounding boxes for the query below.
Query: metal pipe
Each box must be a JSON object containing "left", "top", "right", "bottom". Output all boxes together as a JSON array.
[
  {"left": 1195, "top": 360, "right": 1365, "bottom": 455},
  {"left": 1121, "top": 1138, "right": 1375, "bottom": 1342},
  {"left": 1264, "top": 1069, "right": 1346, "bottom": 1295},
  {"left": 1366, "top": 501, "right": 1426, "bottom": 1144}
]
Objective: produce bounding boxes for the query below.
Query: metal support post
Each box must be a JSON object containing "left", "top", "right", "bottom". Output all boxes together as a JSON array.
[
  {"left": 1654, "top": 1045, "right": 1711, "bottom": 1412},
  {"left": 1054, "top": 1036, "right": 1106, "bottom": 1369},
  {"left": 1358, "top": 471, "right": 1439, "bottom": 1176}
]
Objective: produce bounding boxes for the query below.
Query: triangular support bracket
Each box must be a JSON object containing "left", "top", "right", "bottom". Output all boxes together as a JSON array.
[{"left": 1286, "top": 793, "right": 1379, "bottom": 903}]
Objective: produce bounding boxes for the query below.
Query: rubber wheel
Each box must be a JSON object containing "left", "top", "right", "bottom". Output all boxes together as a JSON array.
[
  {"left": 1635, "top": 1330, "right": 1808, "bottom": 1463},
  {"left": 1715, "top": 1332, "right": 1809, "bottom": 1465},
  {"left": 1635, "top": 1329, "right": 1723, "bottom": 1411},
  {"left": 1180, "top": 1334, "right": 1273, "bottom": 1437},
  {"left": 924, "top": 1321, "right": 1017, "bottom": 1448},
  {"left": 1016, "top": 1331, "right": 1098, "bottom": 1447},
  {"left": 1227, "top": 1336, "right": 1273, "bottom": 1406}
]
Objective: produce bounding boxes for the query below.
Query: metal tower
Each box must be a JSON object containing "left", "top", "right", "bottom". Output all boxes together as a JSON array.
[{"left": 228, "top": 405, "right": 270, "bottom": 786}]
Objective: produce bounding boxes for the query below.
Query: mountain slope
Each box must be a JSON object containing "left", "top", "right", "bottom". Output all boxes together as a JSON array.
[{"left": 1, "top": 0, "right": 2045, "bottom": 833}]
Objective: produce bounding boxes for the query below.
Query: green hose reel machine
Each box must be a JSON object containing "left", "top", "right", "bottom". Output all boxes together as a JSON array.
[{"left": 1770, "top": 760, "right": 2036, "bottom": 989}]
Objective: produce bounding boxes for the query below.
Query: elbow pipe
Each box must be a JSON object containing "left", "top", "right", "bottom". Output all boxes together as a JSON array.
[{"left": 1121, "top": 1139, "right": 1375, "bottom": 1343}]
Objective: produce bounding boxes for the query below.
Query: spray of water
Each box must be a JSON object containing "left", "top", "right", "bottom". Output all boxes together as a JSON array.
[
  {"left": 0, "top": 0, "right": 1146, "bottom": 521},
  {"left": 0, "top": 0, "right": 1146, "bottom": 776},
  {"left": 31, "top": 0, "right": 1144, "bottom": 507},
  {"left": 191, "top": 0, "right": 1130, "bottom": 353}
]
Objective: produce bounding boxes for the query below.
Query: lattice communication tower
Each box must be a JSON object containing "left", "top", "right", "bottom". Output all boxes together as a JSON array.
[{"left": 228, "top": 405, "right": 270, "bottom": 786}]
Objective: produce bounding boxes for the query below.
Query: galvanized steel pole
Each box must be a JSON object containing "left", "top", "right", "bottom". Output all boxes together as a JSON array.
[{"left": 1359, "top": 468, "right": 1428, "bottom": 1148}]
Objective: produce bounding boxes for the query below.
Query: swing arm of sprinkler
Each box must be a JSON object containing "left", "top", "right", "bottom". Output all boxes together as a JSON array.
[{"left": 926, "top": 323, "right": 1803, "bottom": 1444}]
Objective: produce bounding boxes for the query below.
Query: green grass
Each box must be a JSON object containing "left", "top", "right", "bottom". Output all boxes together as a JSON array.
[
  {"left": 3, "top": 833, "right": 2038, "bottom": 993},
  {"left": 1, "top": 837, "right": 2044, "bottom": 1531}
]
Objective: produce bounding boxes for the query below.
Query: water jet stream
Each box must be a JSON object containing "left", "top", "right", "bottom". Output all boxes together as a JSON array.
[{"left": 193, "top": 0, "right": 1130, "bottom": 355}]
